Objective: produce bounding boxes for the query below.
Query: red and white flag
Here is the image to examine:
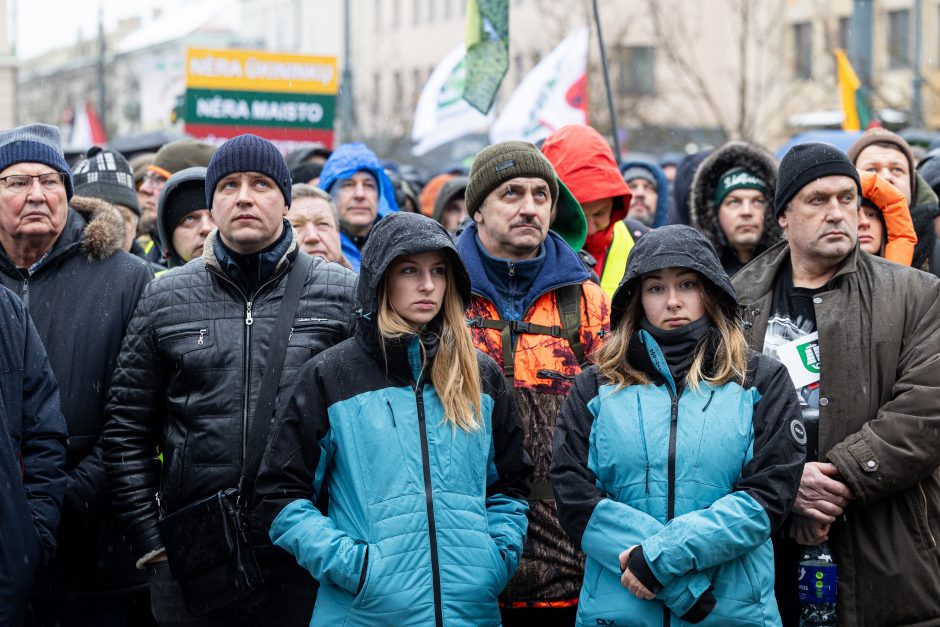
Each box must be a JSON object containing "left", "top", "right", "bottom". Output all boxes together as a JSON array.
[{"left": 69, "top": 102, "right": 108, "bottom": 148}]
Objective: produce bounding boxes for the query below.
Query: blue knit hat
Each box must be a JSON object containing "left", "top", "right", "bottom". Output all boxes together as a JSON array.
[
  {"left": 205, "top": 134, "right": 291, "bottom": 208},
  {"left": 0, "top": 123, "right": 74, "bottom": 199}
]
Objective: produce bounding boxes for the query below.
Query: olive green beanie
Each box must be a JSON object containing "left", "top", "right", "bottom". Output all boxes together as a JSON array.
[{"left": 465, "top": 141, "right": 559, "bottom": 216}]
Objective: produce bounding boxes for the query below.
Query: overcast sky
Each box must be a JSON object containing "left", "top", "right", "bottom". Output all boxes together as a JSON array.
[{"left": 13, "top": 0, "right": 191, "bottom": 59}]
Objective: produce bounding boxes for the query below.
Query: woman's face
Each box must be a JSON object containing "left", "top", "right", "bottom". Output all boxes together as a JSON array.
[
  {"left": 640, "top": 267, "right": 706, "bottom": 330},
  {"left": 386, "top": 250, "right": 448, "bottom": 332},
  {"left": 856, "top": 205, "right": 884, "bottom": 256}
]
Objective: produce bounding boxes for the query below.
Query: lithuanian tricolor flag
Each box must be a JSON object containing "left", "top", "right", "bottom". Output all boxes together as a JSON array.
[{"left": 835, "top": 48, "right": 874, "bottom": 131}]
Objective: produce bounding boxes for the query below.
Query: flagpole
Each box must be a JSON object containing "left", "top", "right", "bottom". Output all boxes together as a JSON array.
[{"left": 591, "top": 0, "right": 621, "bottom": 166}]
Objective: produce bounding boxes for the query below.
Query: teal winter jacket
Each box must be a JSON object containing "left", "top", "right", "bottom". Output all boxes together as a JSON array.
[
  {"left": 551, "top": 329, "right": 804, "bottom": 626},
  {"left": 255, "top": 212, "right": 533, "bottom": 626}
]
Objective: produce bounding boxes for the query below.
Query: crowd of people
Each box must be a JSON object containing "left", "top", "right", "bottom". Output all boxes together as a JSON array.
[{"left": 0, "top": 117, "right": 938, "bottom": 627}]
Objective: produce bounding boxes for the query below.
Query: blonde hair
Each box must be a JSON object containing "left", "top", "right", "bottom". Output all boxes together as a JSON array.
[
  {"left": 377, "top": 261, "right": 483, "bottom": 432},
  {"left": 596, "top": 278, "right": 747, "bottom": 391}
]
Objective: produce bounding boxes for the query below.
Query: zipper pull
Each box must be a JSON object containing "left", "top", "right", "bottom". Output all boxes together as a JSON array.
[
  {"left": 21, "top": 278, "right": 29, "bottom": 298},
  {"left": 245, "top": 301, "right": 253, "bottom": 326},
  {"left": 288, "top": 327, "right": 294, "bottom": 342},
  {"left": 508, "top": 261, "right": 515, "bottom": 277},
  {"left": 645, "top": 464, "right": 650, "bottom": 495},
  {"left": 197, "top": 329, "right": 207, "bottom": 346}
]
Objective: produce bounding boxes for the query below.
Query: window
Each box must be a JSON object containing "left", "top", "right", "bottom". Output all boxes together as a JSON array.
[
  {"left": 887, "top": 9, "right": 911, "bottom": 69},
  {"left": 373, "top": 72, "right": 382, "bottom": 116},
  {"left": 616, "top": 46, "right": 655, "bottom": 96},
  {"left": 793, "top": 22, "right": 813, "bottom": 79},
  {"left": 838, "top": 16, "right": 850, "bottom": 52},
  {"left": 393, "top": 71, "right": 404, "bottom": 115},
  {"left": 443, "top": 0, "right": 451, "bottom": 19},
  {"left": 392, "top": 0, "right": 401, "bottom": 27}
]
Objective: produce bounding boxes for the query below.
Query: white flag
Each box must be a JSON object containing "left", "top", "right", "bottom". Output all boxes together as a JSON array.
[
  {"left": 412, "top": 46, "right": 493, "bottom": 157},
  {"left": 490, "top": 27, "right": 589, "bottom": 144}
]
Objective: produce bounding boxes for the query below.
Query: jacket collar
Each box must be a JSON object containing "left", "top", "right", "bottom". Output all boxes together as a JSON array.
[{"left": 202, "top": 220, "right": 297, "bottom": 293}]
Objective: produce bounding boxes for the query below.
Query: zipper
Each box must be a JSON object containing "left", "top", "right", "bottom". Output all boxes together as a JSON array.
[
  {"left": 918, "top": 484, "right": 937, "bottom": 547},
  {"left": 636, "top": 400, "right": 651, "bottom": 495},
  {"left": 207, "top": 265, "right": 287, "bottom": 461},
  {"left": 508, "top": 261, "right": 515, "bottom": 277},
  {"left": 414, "top": 376, "right": 444, "bottom": 627},
  {"left": 663, "top": 385, "right": 680, "bottom": 627},
  {"left": 156, "top": 328, "right": 208, "bottom": 344},
  {"left": 20, "top": 276, "right": 29, "bottom": 308}
]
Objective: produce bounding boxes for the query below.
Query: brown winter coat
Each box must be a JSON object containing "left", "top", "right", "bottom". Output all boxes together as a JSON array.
[{"left": 733, "top": 241, "right": 940, "bottom": 626}]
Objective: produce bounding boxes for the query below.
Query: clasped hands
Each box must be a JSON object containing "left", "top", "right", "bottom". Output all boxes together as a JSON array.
[{"left": 790, "top": 462, "right": 855, "bottom": 545}]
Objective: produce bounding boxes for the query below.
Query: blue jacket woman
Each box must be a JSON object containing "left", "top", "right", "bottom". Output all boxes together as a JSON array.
[
  {"left": 550, "top": 225, "right": 804, "bottom": 626},
  {"left": 256, "top": 212, "right": 532, "bottom": 626}
]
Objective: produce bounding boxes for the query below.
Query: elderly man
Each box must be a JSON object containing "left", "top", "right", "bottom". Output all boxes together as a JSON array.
[
  {"left": 690, "top": 141, "right": 781, "bottom": 276},
  {"left": 733, "top": 143, "right": 940, "bottom": 626},
  {"left": 288, "top": 183, "right": 350, "bottom": 268},
  {"left": 317, "top": 142, "right": 398, "bottom": 271},
  {"left": 0, "top": 124, "right": 153, "bottom": 625},
  {"left": 456, "top": 141, "right": 610, "bottom": 626},
  {"left": 103, "top": 134, "right": 358, "bottom": 624},
  {"left": 619, "top": 159, "right": 669, "bottom": 228},
  {"left": 0, "top": 285, "right": 67, "bottom": 626}
]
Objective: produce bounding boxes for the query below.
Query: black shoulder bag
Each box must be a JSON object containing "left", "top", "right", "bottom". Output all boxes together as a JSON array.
[{"left": 159, "top": 253, "right": 312, "bottom": 615}]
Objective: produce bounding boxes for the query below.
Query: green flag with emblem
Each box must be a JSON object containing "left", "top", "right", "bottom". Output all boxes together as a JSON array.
[{"left": 463, "top": 0, "right": 508, "bottom": 114}]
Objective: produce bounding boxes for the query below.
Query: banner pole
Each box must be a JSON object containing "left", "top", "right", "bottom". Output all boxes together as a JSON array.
[{"left": 592, "top": 0, "right": 622, "bottom": 166}]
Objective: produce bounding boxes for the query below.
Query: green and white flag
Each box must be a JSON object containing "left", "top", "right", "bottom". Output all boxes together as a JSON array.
[{"left": 463, "top": 0, "right": 509, "bottom": 114}]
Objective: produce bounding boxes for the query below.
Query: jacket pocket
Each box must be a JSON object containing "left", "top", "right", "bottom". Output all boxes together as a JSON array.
[
  {"left": 286, "top": 318, "right": 345, "bottom": 365},
  {"left": 156, "top": 323, "right": 215, "bottom": 375},
  {"left": 911, "top": 483, "right": 938, "bottom": 550}
]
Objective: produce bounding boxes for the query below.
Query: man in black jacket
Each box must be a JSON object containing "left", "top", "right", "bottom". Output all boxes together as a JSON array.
[
  {"left": 0, "top": 285, "right": 68, "bottom": 626},
  {"left": 0, "top": 123, "right": 154, "bottom": 626},
  {"left": 103, "top": 134, "right": 358, "bottom": 625}
]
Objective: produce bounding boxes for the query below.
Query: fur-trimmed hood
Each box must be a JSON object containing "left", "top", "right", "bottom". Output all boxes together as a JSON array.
[
  {"left": 690, "top": 141, "right": 781, "bottom": 266},
  {"left": 69, "top": 195, "right": 127, "bottom": 261}
]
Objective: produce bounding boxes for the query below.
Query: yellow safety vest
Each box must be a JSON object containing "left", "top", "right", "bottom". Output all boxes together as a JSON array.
[{"left": 599, "top": 220, "right": 636, "bottom": 297}]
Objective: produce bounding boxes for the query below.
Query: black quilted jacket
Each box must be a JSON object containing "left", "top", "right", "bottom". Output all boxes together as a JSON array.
[{"left": 102, "top": 230, "right": 357, "bottom": 561}]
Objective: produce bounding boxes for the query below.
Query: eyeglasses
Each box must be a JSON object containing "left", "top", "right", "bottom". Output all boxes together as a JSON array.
[
  {"left": 140, "top": 171, "right": 168, "bottom": 189},
  {"left": 0, "top": 172, "right": 66, "bottom": 195}
]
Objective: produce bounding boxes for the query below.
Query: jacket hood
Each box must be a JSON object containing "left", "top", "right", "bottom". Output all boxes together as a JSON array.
[
  {"left": 69, "top": 196, "right": 127, "bottom": 261},
  {"left": 672, "top": 150, "right": 712, "bottom": 226},
  {"left": 690, "top": 141, "right": 781, "bottom": 258},
  {"left": 357, "top": 212, "right": 470, "bottom": 316},
  {"left": 619, "top": 159, "right": 669, "bottom": 228},
  {"left": 431, "top": 176, "right": 469, "bottom": 225},
  {"left": 611, "top": 224, "right": 736, "bottom": 329},
  {"left": 317, "top": 143, "right": 400, "bottom": 218},
  {"left": 541, "top": 124, "right": 632, "bottom": 224},
  {"left": 910, "top": 171, "right": 940, "bottom": 268},
  {"left": 158, "top": 166, "right": 208, "bottom": 267}
]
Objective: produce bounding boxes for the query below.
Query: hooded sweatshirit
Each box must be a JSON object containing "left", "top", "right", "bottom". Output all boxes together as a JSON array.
[
  {"left": 256, "top": 212, "right": 533, "bottom": 627},
  {"left": 542, "top": 124, "right": 636, "bottom": 296},
  {"left": 551, "top": 226, "right": 804, "bottom": 627}
]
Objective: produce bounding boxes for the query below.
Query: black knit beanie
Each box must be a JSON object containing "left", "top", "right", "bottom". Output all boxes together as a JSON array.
[
  {"left": 774, "top": 143, "right": 862, "bottom": 217},
  {"left": 205, "top": 134, "right": 291, "bottom": 208}
]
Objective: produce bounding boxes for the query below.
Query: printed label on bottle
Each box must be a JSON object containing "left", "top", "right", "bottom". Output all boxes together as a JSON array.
[{"left": 798, "top": 564, "right": 837, "bottom": 604}]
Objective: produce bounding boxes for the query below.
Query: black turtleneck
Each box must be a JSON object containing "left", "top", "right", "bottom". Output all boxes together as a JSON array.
[
  {"left": 639, "top": 315, "right": 712, "bottom": 387},
  {"left": 215, "top": 219, "right": 294, "bottom": 297}
]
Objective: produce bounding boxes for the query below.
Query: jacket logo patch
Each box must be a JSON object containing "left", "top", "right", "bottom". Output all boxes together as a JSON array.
[
  {"left": 495, "top": 159, "right": 516, "bottom": 172},
  {"left": 790, "top": 420, "right": 807, "bottom": 446},
  {"left": 596, "top": 620, "right": 617, "bottom": 626}
]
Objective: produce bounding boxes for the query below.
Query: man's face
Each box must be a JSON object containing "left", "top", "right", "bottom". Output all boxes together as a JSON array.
[
  {"left": 0, "top": 162, "right": 69, "bottom": 245},
  {"left": 288, "top": 197, "right": 343, "bottom": 263},
  {"left": 211, "top": 171, "right": 287, "bottom": 254},
  {"left": 474, "top": 177, "right": 552, "bottom": 260},
  {"left": 581, "top": 198, "right": 613, "bottom": 237},
  {"left": 661, "top": 164, "right": 677, "bottom": 182},
  {"left": 137, "top": 170, "right": 167, "bottom": 235},
  {"left": 856, "top": 204, "right": 884, "bottom": 256},
  {"left": 440, "top": 197, "right": 467, "bottom": 232},
  {"left": 718, "top": 189, "right": 767, "bottom": 256},
  {"left": 855, "top": 145, "right": 912, "bottom": 203},
  {"left": 779, "top": 176, "right": 859, "bottom": 268},
  {"left": 335, "top": 171, "right": 378, "bottom": 236},
  {"left": 627, "top": 178, "right": 658, "bottom": 226},
  {"left": 115, "top": 204, "right": 139, "bottom": 252},
  {"left": 172, "top": 208, "right": 215, "bottom": 262}
]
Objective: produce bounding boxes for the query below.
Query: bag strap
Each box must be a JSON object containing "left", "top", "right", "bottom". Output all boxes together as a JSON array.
[
  {"left": 555, "top": 283, "right": 587, "bottom": 368},
  {"left": 238, "top": 252, "right": 313, "bottom": 499}
]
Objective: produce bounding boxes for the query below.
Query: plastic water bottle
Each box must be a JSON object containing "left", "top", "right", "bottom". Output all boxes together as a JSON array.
[{"left": 798, "top": 542, "right": 837, "bottom": 626}]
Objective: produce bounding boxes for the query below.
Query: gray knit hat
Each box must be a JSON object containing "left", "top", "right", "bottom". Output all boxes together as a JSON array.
[
  {"left": 0, "top": 123, "right": 73, "bottom": 199},
  {"left": 73, "top": 146, "right": 140, "bottom": 215},
  {"left": 465, "top": 141, "right": 559, "bottom": 216}
]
